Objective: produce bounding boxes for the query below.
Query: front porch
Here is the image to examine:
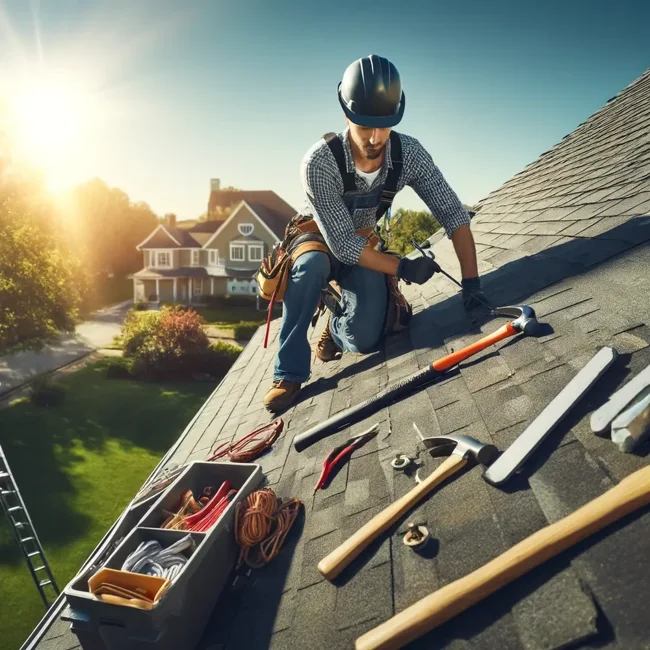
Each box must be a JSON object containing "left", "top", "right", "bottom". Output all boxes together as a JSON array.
[
  {"left": 131, "top": 267, "right": 255, "bottom": 306},
  {"left": 133, "top": 277, "right": 209, "bottom": 304}
]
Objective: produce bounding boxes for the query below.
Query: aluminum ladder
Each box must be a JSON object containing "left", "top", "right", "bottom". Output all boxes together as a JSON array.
[{"left": 0, "top": 445, "right": 60, "bottom": 608}]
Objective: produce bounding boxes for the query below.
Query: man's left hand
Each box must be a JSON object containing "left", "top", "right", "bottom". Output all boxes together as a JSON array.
[{"left": 461, "top": 277, "right": 492, "bottom": 312}]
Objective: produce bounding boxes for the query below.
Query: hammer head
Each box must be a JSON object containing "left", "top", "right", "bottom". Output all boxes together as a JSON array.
[
  {"left": 413, "top": 425, "right": 498, "bottom": 466},
  {"left": 494, "top": 304, "right": 539, "bottom": 336}
]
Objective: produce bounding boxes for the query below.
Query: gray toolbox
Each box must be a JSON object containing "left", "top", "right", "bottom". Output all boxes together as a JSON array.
[{"left": 62, "top": 461, "right": 264, "bottom": 650}]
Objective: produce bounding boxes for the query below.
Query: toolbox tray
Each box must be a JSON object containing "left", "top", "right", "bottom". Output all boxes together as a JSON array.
[{"left": 63, "top": 461, "right": 263, "bottom": 650}]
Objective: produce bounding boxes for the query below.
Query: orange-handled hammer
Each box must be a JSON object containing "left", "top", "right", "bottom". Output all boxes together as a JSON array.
[{"left": 293, "top": 305, "right": 539, "bottom": 452}]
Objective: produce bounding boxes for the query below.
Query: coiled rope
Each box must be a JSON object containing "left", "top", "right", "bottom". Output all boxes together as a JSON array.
[
  {"left": 234, "top": 489, "right": 302, "bottom": 569},
  {"left": 121, "top": 534, "right": 193, "bottom": 581},
  {"left": 207, "top": 419, "right": 284, "bottom": 463}
]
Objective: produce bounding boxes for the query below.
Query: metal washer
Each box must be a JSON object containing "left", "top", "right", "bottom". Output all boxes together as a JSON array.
[{"left": 391, "top": 455, "right": 411, "bottom": 470}]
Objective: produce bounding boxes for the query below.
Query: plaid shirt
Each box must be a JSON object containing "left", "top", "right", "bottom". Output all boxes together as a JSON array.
[{"left": 299, "top": 127, "right": 471, "bottom": 265}]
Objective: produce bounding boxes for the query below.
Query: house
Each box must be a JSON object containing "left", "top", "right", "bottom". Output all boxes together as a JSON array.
[
  {"left": 130, "top": 181, "right": 296, "bottom": 303},
  {"left": 27, "top": 69, "right": 650, "bottom": 650}
]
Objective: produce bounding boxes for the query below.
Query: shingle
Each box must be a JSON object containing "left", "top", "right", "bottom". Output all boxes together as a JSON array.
[
  {"left": 335, "top": 560, "right": 393, "bottom": 631},
  {"left": 528, "top": 443, "right": 650, "bottom": 646},
  {"left": 511, "top": 568, "right": 599, "bottom": 650},
  {"left": 300, "top": 529, "right": 342, "bottom": 589},
  {"left": 596, "top": 191, "right": 650, "bottom": 217},
  {"left": 473, "top": 381, "right": 533, "bottom": 434}
]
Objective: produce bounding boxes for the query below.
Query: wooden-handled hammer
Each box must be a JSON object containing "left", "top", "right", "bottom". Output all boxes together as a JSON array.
[
  {"left": 356, "top": 464, "right": 650, "bottom": 650},
  {"left": 318, "top": 430, "right": 498, "bottom": 581}
]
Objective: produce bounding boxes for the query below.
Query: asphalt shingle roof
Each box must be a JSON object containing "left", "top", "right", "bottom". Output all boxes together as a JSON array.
[{"left": 29, "top": 68, "right": 650, "bottom": 650}]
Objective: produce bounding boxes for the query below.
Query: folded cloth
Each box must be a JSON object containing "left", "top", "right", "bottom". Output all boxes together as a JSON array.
[{"left": 121, "top": 534, "right": 194, "bottom": 581}]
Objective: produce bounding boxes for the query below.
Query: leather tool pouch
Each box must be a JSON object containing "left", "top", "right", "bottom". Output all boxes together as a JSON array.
[{"left": 256, "top": 214, "right": 331, "bottom": 303}]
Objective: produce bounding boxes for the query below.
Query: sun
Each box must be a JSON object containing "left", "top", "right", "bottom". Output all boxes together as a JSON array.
[{"left": 9, "top": 76, "right": 93, "bottom": 191}]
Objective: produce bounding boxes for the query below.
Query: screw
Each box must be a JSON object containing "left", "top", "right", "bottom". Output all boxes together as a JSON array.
[{"left": 407, "top": 523, "right": 423, "bottom": 541}]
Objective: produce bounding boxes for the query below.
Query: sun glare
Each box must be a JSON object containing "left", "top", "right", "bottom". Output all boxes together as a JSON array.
[{"left": 9, "top": 76, "right": 93, "bottom": 192}]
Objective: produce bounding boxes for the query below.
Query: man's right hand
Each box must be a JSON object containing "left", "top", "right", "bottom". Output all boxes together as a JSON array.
[{"left": 396, "top": 256, "right": 441, "bottom": 285}]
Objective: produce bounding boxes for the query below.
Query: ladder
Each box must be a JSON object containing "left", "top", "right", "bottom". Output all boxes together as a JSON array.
[{"left": 0, "top": 445, "right": 60, "bottom": 608}]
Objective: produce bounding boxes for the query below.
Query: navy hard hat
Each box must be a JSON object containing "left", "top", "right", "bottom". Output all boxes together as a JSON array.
[{"left": 337, "top": 54, "right": 406, "bottom": 128}]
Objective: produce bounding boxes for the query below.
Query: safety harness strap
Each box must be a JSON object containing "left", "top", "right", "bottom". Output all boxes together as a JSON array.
[
  {"left": 322, "top": 130, "right": 403, "bottom": 222},
  {"left": 323, "top": 132, "right": 356, "bottom": 192}
]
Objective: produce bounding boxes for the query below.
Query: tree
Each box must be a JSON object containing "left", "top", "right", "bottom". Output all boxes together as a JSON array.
[
  {"left": 60, "top": 178, "right": 159, "bottom": 278},
  {"left": 379, "top": 209, "right": 442, "bottom": 256},
  {"left": 0, "top": 200, "right": 83, "bottom": 353}
]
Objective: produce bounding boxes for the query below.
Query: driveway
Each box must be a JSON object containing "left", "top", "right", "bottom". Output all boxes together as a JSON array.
[{"left": 0, "top": 301, "right": 132, "bottom": 396}]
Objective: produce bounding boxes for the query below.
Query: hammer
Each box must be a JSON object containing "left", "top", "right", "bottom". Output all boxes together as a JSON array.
[
  {"left": 294, "top": 304, "right": 539, "bottom": 453},
  {"left": 317, "top": 430, "right": 498, "bottom": 581}
]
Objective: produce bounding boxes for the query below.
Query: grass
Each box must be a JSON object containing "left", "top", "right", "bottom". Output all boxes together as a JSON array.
[
  {"left": 194, "top": 304, "right": 282, "bottom": 339},
  {"left": 0, "top": 360, "right": 215, "bottom": 650}
]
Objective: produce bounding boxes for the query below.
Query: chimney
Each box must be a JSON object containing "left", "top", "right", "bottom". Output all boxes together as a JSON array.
[
  {"left": 166, "top": 213, "right": 176, "bottom": 228},
  {"left": 210, "top": 178, "right": 221, "bottom": 192}
]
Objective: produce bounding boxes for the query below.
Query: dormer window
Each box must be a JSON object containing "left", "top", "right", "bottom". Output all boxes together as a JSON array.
[{"left": 238, "top": 223, "right": 254, "bottom": 236}]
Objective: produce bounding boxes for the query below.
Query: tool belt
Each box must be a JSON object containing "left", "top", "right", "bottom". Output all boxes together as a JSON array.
[
  {"left": 256, "top": 214, "right": 412, "bottom": 342},
  {"left": 256, "top": 213, "right": 335, "bottom": 303}
]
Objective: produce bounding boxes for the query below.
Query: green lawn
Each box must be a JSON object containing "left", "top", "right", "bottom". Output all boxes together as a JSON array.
[
  {"left": 0, "top": 361, "right": 215, "bottom": 650},
  {"left": 194, "top": 303, "right": 281, "bottom": 337}
]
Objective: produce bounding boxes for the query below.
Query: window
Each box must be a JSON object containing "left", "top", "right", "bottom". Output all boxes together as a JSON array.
[
  {"left": 192, "top": 250, "right": 200, "bottom": 266},
  {"left": 230, "top": 243, "right": 245, "bottom": 261},
  {"left": 209, "top": 250, "right": 218, "bottom": 265},
  {"left": 248, "top": 244, "right": 264, "bottom": 262},
  {"left": 156, "top": 251, "right": 171, "bottom": 268},
  {"left": 238, "top": 223, "right": 254, "bottom": 236},
  {"left": 193, "top": 279, "right": 202, "bottom": 295}
]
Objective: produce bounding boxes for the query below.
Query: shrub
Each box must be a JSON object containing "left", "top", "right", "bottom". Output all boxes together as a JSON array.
[
  {"left": 121, "top": 306, "right": 213, "bottom": 380},
  {"left": 203, "top": 341, "right": 242, "bottom": 377},
  {"left": 30, "top": 376, "right": 67, "bottom": 407},
  {"left": 233, "top": 321, "right": 262, "bottom": 339},
  {"left": 133, "top": 301, "right": 148, "bottom": 311},
  {"left": 105, "top": 358, "right": 133, "bottom": 379},
  {"left": 203, "top": 294, "right": 257, "bottom": 309},
  {"left": 122, "top": 310, "right": 161, "bottom": 357}
]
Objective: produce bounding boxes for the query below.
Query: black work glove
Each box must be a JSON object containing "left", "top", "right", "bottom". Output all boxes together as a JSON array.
[
  {"left": 461, "top": 277, "right": 491, "bottom": 312},
  {"left": 396, "top": 255, "right": 441, "bottom": 285}
]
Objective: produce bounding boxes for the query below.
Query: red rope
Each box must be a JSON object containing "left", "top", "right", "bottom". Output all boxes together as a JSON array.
[{"left": 206, "top": 419, "right": 284, "bottom": 463}]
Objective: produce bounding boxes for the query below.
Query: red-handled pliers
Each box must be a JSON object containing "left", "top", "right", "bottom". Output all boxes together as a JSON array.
[{"left": 313, "top": 424, "right": 379, "bottom": 492}]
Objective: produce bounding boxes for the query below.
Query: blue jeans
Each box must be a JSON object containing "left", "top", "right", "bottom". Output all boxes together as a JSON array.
[{"left": 273, "top": 251, "right": 388, "bottom": 384}]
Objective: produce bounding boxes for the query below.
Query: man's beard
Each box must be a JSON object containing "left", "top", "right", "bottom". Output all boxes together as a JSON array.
[{"left": 364, "top": 143, "right": 384, "bottom": 160}]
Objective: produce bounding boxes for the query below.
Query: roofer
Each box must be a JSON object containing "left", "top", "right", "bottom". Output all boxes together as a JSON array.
[{"left": 261, "top": 54, "right": 487, "bottom": 413}]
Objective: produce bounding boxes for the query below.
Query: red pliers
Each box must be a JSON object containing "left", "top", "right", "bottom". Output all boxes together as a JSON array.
[{"left": 313, "top": 424, "right": 379, "bottom": 493}]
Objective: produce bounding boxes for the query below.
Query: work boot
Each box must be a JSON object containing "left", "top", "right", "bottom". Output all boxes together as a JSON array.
[
  {"left": 316, "top": 317, "right": 342, "bottom": 362},
  {"left": 264, "top": 380, "right": 301, "bottom": 412}
]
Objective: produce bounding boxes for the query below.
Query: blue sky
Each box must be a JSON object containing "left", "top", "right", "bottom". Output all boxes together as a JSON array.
[{"left": 1, "top": 0, "right": 648, "bottom": 220}]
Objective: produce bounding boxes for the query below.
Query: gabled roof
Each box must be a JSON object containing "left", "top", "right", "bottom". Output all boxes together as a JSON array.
[
  {"left": 246, "top": 201, "right": 293, "bottom": 239},
  {"left": 165, "top": 227, "right": 202, "bottom": 248},
  {"left": 137, "top": 192, "right": 293, "bottom": 251},
  {"left": 189, "top": 220, "right": 225, "bottom": 233},
  {"left": 208, "top": 189, "right": 296, "bottom": 222},
  {"left": 28, "top": 69, "right": 650, "bottom": 650},
  {"left": 135, "top": 224, "right": 183, "bottom": 249},
  {"left": 202, "top": 200, "right": 290, "bottom": 249}
]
